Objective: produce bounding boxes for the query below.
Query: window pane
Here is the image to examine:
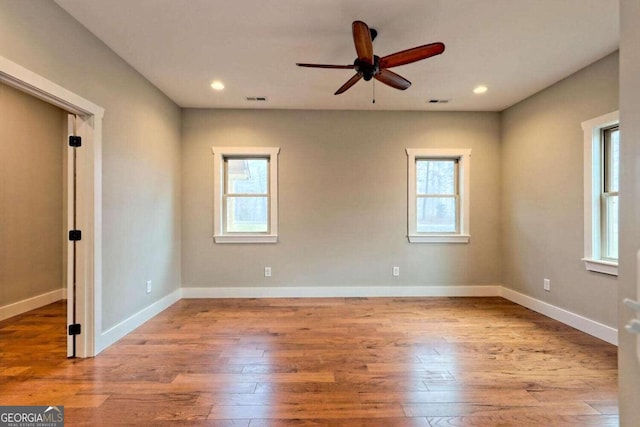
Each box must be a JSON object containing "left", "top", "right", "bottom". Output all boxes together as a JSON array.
[
  {"left": 608, "top": 128, "right": 620, "bottom": 192},
  {"left": 603, "top": 195, "right": 618, "bottom": 259},
  {"left": 416, "top": 160, "right": 455, "bottom": 195},
  {"left": 227, "top": 158, "right": 268, "bottom": 194},
  {"left": 416, "top": 197, "right": 457, "bottom": 233},
  {"left": 226, "top": 196, "right": 268, "bottom": 232}
]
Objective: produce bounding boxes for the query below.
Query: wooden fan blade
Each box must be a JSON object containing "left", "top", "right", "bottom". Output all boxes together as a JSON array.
[
  {"left": 296, "top": 63, "right": 355, "bottom": 69},
  {"left": 335, "top": 73, "right": 363, "bottom": 95},
  {"left": 352, "top": 21, "right": 373, "bottom": 65},
  {"left": 374, "top": 69, "right": 411, "bottom": 90},
  {"left": 379, "top": 42, "right": 445, "bottom": 69}
]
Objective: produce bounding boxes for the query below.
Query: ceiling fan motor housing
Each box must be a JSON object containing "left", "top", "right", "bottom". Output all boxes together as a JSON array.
[{"left": 355, "top": 55, "right": 381, "bottom": 81}]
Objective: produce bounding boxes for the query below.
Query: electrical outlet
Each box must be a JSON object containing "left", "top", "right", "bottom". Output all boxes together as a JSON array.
[
  {"left": 393, "top": 266, "right": 400, "bottom": 277},
  {"left": 264, "top": 267, "right": 272, "bottom": 277},
  {"left": 543, "top": 278, "right": 551, "bottom": 292},
  {"left": 146, "top": 280, "right": 152, "bottom": 294}
]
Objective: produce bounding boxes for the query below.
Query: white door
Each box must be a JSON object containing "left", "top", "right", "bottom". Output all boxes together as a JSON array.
[
  {"left": 624, "top": 250, "right": 640, "bottom": 364},
  {"left": 66, "top": 114, "right": 80, "bottom": 358}
]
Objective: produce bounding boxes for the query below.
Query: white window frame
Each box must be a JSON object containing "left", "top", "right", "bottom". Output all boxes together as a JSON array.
[
  {"left": 406, "top": 148, "right": 471, "bottom": 243},
  {"left": 212, "top": 146, "right": 280, "bottom": 243},
  {"left": 582, "top": 111, "right": 619, "bottom": 275}
]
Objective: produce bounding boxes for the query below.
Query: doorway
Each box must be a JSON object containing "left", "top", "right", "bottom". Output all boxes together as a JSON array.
[
  {"left": 0, "top": 55, "right": 104, "bottom": 357},
  {"left": 0, "top": 81, "right": 66, "bottom": 350},
  {"left": 0, "top": 83, "right": 83, "bottom": 358}
]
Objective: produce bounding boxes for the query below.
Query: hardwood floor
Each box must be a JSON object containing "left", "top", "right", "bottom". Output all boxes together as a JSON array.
[{"left": 0, "top": 297, "right": 618, "bottom": 426}]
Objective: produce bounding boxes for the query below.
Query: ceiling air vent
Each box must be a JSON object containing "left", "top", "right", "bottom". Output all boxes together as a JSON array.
[
  {"left": 246, "top": 96, "right": 268, "bottom": 102},
  {"left": 428, "top": 99, "right": 450, "bottom": 104}
]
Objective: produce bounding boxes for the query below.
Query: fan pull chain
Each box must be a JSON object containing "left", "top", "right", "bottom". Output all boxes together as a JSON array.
[{"left": 372, "top": 79, "right": 376, "bottom": 104}]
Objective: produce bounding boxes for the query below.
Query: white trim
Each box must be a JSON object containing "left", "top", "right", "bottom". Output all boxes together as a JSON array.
[
  {"left": 182, "top": 285, "right": 502, "bottom": 299},
  {"left": 211, "top": 146, "right": 280, "bottom": 244},
  {"left": 406, "top": 148, "right": 471, "bottom": 243},
  {"left": 5, "top": 284, "right": 606, "bottom": 351},
  {"left": 582, "top": 111, "right": 619, "bottom": 275},
  {"left": 0, "top": 55, "right": 104, "bottom": 358},
  {"left": 213, "top": 235, "right": 278, "bottom": 244},
  {"left": 408, "top": 234, "right": 470, "bottom": 244},
  {"left": 0, "top": 57, "right": 103, "bottom": 117},
  {"left": 66, "top": 115, "right": 75, "bottom": 357},
  {"left": 582, "top": 258, "right": 618, "bottom": 276},
  {"left": 182, "top": 285, "right": 617, "bottom": 345},
  {"left": 2, "top": 285, "right": 612, "bottom": 354},
  {"left": 96, "top": 290, "right": 181, "bottom": 353},
  {"left": 0, "top": 289, "right": 65, "bottom": 322},
  {"left": 500, "top": 287, "right": 617, "bottom": 345}
]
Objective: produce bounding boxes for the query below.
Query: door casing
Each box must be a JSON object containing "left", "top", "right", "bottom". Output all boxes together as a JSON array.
[{"left": 0, "top": 55, "right": 104, "bottom": 357}]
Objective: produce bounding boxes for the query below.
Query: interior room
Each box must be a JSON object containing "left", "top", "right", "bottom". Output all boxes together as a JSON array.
[{"left": 1, "top": 0, "right": 639, "bottom": 425}]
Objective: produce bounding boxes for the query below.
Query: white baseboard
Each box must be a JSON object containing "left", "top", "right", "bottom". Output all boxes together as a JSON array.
[
  {"left": 88, "top": 284, "right": 616, "bottom": 355},
  {"left": 181, "top": 285, "right": 502, "bottom": 299},
  {"left": 96, "top": 289, "right": 181, "bottom": 353},
  {"left": 182, "top": 285, "right": 617, "bottom": 346},
  {"left": 0, "top": 289, "right": 65, "bottom": 321},
  {"left": 500, "top": 287, "right": 618, "bottom": 345}
]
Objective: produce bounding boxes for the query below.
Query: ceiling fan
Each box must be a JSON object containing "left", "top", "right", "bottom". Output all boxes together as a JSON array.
[{"left": 297, "top": 20, "right": 445, "bottom": 96}]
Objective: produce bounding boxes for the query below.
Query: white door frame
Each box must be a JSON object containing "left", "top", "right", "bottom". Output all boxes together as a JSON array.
[{"left": 0, "top": 56, "right": 103, "bottom": 358}]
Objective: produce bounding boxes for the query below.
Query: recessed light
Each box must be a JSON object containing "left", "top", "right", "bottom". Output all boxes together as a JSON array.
[
  {"left": 210, "top": 80, "right": 225, "bottom": 91},
  {"left": 473, "top": 85, "right": 488, "bottom": 94}
]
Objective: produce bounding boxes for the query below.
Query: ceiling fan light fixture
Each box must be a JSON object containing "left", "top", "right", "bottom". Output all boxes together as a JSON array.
[
  {"left": 210, "top": 80, "right": 225, "bottom": 91},
  {"left": 473, "top": 85, "right": 488, "bottom": 94}
]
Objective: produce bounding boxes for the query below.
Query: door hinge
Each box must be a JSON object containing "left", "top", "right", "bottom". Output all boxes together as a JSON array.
[
  {"left": 68, "top": 230, "right": 82, "bottom": 241},
  {"left": 68, "top": 324, "right": 81, "bottom": 336},
  {"left": 69, "top": 135, "right": 82, "bottom": 147}
]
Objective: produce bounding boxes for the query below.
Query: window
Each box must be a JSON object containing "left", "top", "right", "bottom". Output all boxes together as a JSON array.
[
  {"left": 406, "top": 148, "right": 471, "bottom": 243},
  {"left": 602, "top": 125, "right": 619, "bottom": 261},
  {"left": 416, "top": 159, "right": 458, "bottom": 233},
  {"left": 212, "top": 147, "right": 280, "bottom": 243},
  {"left": 582, "top": 111, "right": 619, "bottom": 275}
]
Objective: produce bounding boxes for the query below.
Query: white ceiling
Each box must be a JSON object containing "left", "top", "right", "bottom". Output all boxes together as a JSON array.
[{"left": 54, "top": 0, "right": 618, "bottom": 112}]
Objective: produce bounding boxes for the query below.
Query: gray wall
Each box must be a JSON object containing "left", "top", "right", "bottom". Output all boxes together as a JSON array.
[
  {"left": 500, "top": 53, "right": 619, "bottom": 328},
  {"left": 618, "top": 0, "right": 640, "bottom": 424},
  {"left": 0, "top": 1, "right": 182, "bottom": 330},
  {"left": 1, "top": 11, "right": 629, "bottom": 421},
  {"left": 182, "top": 109, "right": 502, "bottom": 289},
  {"left": 0, "top": 82, "right": 65, "bottom": 306}
]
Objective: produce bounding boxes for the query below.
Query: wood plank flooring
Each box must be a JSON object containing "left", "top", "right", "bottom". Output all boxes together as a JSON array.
[{"left": 0, "top": 297, "right": 618, "bottom": 426}]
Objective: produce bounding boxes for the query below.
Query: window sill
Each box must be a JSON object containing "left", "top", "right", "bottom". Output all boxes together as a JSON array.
[
  {"left": 582, "top": 258, "right": 618, "bottom": 276},
  {"left": 408, "top": 234, "right": 470, "bottom": 244},
  {"left": 214, "top": 234, "right": 278, "bottom": 244}
]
